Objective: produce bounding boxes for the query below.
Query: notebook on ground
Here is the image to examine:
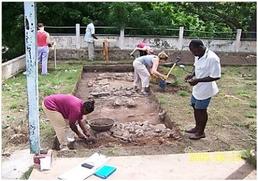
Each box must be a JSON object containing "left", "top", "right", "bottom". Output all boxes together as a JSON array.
[
  {"left": 94, "top": 165, "right": 117, "bottom": 179},
  {"left": 58, "top": 153, "right": 109, "bottom": 180}
]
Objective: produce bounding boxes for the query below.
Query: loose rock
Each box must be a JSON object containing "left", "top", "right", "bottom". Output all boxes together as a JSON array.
[
  {"left": 126, "top": 99, "right": 137, "bottom": 108},
  {"left": 113, "top": 99, "right": 124, "bottom": 107},
  {"left": 87, "top": 81, "right": 93, "bottom": 87},
  {"left": 2, "top": 152, "right": 11, "bottom": 157},
  {"left": 158, "top": 110, "right": 166, "bottom": 121}
]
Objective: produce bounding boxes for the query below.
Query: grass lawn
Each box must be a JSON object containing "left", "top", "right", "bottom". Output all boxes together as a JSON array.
[
  {"left": 2, "top": 63, "right": 83, "bottom": 151},
  {"left": 155, "top": 65, "right": 256, "bottom": 151},
  {"left": 2, "top": 62, "right": 256, "bottom": 153}
]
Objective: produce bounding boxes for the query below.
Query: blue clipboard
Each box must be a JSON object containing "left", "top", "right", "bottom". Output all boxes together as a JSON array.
[{"left": 94, "top": 165, "right": 117, "bottom": 179}]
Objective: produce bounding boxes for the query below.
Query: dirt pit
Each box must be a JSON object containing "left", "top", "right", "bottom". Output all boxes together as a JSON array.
[{"left": 71, "top": 72, "right": 181, "bottom": 151}]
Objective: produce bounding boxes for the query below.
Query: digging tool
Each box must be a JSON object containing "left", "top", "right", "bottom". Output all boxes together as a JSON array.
[
  {"left": 159, "top": 57, "right": 181, "bottom": 90},
  {"left": 53, "top": 42, "right": 57, "bottom": 69}
]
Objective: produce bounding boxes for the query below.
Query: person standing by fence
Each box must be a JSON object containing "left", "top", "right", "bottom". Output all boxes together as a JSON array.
[
  {"left": 84, "top": 19, "right": 98, "bottom": 61},
  {"left": 37, "top": 23, "right": 53, "bottom": 75},
  {"left": 130, "top": 38, "right": 154, "bottom": 58}
]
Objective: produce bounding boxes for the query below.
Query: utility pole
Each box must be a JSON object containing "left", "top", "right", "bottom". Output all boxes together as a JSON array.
[{"left": 24, "top": 2, "right": 40, "bottom": 154}]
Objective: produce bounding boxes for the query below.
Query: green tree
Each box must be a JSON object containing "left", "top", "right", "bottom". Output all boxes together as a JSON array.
[
  {"left": 2, "top": 2, "right": 24, "bottom": 61},
  {"left": 2, "top": 2, "right": 256, "bottom": 61}
]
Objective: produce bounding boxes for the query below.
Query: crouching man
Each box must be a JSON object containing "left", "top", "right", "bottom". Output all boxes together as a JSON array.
[{"left": 42, "top": 94, "right": 95, "bottom": 150}]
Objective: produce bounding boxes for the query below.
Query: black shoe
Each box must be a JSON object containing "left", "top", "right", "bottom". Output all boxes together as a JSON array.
[
  {"left": 140, "top": 91, "right": 150, "bottom": 96},
  {"left": 67, "top": 141, "right": 76, "bottom": 150},
  {"left": 144, "top": 87, "right": 150, "bottom": 93},
  {"left": 52, "top": 136, "right": 61, "bottom": 150},
  {"left": 185, "top": 127, "right": 198, "bottom": 133},
  {"left": 134, "top": 86, "right": 140, "bottom": 92},
  {"left": 189, "top": 133, "right": 205, "bottom": 140}
]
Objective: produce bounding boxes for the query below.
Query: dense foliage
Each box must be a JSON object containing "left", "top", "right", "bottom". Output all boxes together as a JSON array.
[{"left": 2, "top": 2, "right": 256, "bottom": 61}]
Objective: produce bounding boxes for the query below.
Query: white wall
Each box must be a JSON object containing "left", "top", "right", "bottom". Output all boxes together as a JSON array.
[
  {"left": 52, "top": 35, "right": 256, "bottom": 53},
  {"left": 2, "top": 55, "right": 26, "bottom": 81}
]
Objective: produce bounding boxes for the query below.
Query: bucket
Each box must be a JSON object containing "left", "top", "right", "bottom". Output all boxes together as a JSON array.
[{"left": 159, "top": 79, "right": 166, "bottom": 90}]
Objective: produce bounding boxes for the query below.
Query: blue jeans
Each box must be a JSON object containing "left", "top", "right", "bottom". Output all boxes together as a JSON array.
[
  {"left": 190, "top": 95, "right": 211, "bottom": 109},
  {"left": 38, "top": 46, "right": 49, "bottom": 75}
]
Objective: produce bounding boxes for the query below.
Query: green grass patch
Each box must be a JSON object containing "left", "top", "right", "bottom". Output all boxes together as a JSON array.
[
  {"left": 156, "top": 66, "right": 256, "bottom": 151},
  {"left": 237, "top": 90, "right": 250, "bottom": 98},
  {"left": 178, "top": 90, "right": 189, "bottom": 97},
  {"left": 3, "top": 64, "right": 82, "bottom": 113},
  {"left": 241, "top": 149, "right": 257, "bottom": 168},
  {"left": 245, "top": 112, "right": 256, "bottom": 119},
  {"left": 20, "top": 166, "right": 33, "bottom": 180},
  {"left": 157, "top": 94, "right": 169, "bottom": 106},
  {"left": 249, "top": 100, "right": 256, "bottom": 108},
  {"left": 40, "top": 120, "right": 55, "bottom": 139},
  {"left": 2, "top": 63, "right": 82, "bottom": 149}
]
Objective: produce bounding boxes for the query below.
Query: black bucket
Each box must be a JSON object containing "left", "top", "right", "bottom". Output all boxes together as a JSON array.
[{"left": 159, "top": 79, "right": 166, "bottom": 90}]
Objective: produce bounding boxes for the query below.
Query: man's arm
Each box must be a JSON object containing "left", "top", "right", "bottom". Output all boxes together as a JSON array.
[
  {"left": 130, "top": 47, "right": 145, "bottom": 55},
  {"left": 188, "top": 76, "right": 220, "bottom": 86},
  {"left": 92, "top": 34, "right": 98, "bottom": 39},
  {"left": 46, "top": 32, "right": 54, "bottom": 47},
  {"left": 188, "top": 58, "right": 221, "bottom": 86},
  {"left": 78, "top": 119, "right": 90, "bottom": 137},
  {"left": 151, "top": 58, "right": 166, "bottom": 79},
  {"left": 91, "top": 24, "right": 98, "bottom": 39},
  {"left": 69, "top": 122, "right": 86, "bottom": 139},
  {"left": 197, "top": 76, "right": 220, "bottom": 82}
]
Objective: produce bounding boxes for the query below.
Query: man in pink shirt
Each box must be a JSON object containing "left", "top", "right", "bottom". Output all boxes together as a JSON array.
[{"left": 42, "top": 94, "right": 95, "bottom": 151}]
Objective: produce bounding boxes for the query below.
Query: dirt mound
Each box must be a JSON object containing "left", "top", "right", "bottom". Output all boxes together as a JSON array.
[
  {"left": 9, "top": 134, "right": 27, "bottom": 144},
  {"left": 2, "top": 121, "right": 29, "bottom": 148}
]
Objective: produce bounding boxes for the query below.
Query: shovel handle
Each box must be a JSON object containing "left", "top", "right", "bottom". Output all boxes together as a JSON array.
[{"left": 166, "top": 63, "right": 177, "bottom": 78}]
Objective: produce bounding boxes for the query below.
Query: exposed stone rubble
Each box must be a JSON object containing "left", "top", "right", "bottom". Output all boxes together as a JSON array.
[
  {"left": 90, "top": 121, "right": 181, "bottom": 143},
  {"left": 87, "top": 81, "right": 94, "bottom": 87},
  {"left": 96, "top": 73, "right": 134, "bottom": 82},
  {"left": 84, "top": 72, "right": 182, "bottom": 147},
  {"left": 158, "top": 110, "right": 166, "bottom": 121},
  {"left": 113, "top": 97, "right": 137, "bottom": 108},
  {"left": 89, "top": 73, "right": 138, "bottom": 98}
]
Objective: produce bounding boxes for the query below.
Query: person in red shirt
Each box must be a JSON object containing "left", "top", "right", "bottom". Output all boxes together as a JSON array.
[
  {"left": 130, "top": 38, "right": 154, "bottom": 58},
  {"left": 37, "top": 23, "right": 53, "bottom": 75},
  {"left": 42, "top": 94, "right": 95, "bottom": 150}
]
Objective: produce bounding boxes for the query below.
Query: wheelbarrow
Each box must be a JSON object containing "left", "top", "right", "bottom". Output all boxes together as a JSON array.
[{"left": 159, "top": 57, "right": 181, "bottom": 90}]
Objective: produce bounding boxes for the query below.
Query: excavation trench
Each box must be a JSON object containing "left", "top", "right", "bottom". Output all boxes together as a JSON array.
[{"left": 69, "top": 65, "right": 181, "bottom": 150}]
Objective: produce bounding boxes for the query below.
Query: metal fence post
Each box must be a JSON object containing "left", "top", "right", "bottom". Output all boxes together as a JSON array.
[
  {"left": 24, "top": 2, "right": 40, "bottom": 154},
  {"left": 235, "top": 29, "right": 242, "bottom": 52},
  {"left": 119, "top": 28, "right": 125, "bottom": 49},
  {"left": 178, "top": 26, "right": 184, "bottom": 50},
  {"left": 76, "top": 23, "right": 80, "bottom": 49}
]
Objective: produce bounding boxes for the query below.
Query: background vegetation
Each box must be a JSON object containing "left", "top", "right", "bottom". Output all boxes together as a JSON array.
[{"left": 2, "top": 2, "right": 256, "bottom": 61}]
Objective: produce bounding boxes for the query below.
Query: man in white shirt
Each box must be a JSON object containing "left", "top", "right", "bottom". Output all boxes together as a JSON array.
[
  {"left": 84, "top": 19, "right": 98, "bottom": 60},
  {"left": 185, "top": 40, "right": 221, "bottom": 140}
]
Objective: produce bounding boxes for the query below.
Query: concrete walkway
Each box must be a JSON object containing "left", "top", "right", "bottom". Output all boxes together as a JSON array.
[
  {"left": 2, "top": 149, "right": 34, "bottom": 179},
  {"left": 29, "top": 151, "right": 256, "bottom": 180}
]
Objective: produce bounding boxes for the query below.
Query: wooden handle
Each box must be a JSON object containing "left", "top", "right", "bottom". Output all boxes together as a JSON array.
[{"left": 166, "top": 63, "right": 176, "bottom": 78}]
